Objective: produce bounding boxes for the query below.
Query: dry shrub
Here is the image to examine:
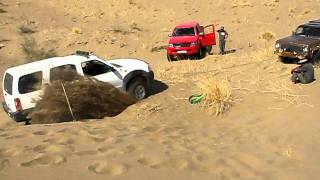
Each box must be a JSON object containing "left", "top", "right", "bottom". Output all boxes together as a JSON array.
[
  {"left": 150, "top": 45, "right": 167, "bottom": 52},
  {"left": 197, "top": 76, "right": 233, "bottom": 115},
  {"left": 0, "top": 8, "right": 7, "bottom": 13},
  {"left": 129, "top": 0, "right": 136, "bottom": 5},
  {"left": 108, "top": 24, "right": 130, "bottom": 35},
  {"left": 262, "top": 0, "right": 280, "bottom": 7},
  {"left": 130, "top": 22, "right": 142, "bottom": 32},
  {"left": 21, "top": 36, "right": 57, "bottom": 62},
  {"left": 19, "top": 25, "right": 35, "bottom": 34},
  {"left": 72, "top": 27, "right": 82, "bottom": 34},
  {"left": 29, "top": 70, "right": 135, "bottom": 124},
  {"left": 261, "top": 32, "right": 275, "bottom": 41}
]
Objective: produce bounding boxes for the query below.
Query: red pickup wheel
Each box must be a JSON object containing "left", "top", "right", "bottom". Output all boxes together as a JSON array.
[
  {"left": 196, "top": 48, "right": 206, "bottom": 59},
  {"left": 167, "top": 54, "right": 174, "bottom": 62}
]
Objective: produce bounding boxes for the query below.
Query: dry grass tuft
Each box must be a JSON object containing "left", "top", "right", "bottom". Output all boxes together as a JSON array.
[
  {"left": 72, "top": 27, "right": 82, "bottom": 34},
  {"left": 108, "top": 24, "right": 130, "bottom": 35},
  {"left": 150, "top": 45, "right": 167, "bottom": 52},
  {"left": 262, "top": 0, "right": 280, "bottom": 7},
  {"left": 21, "top": 36, "right": 57, "bottom": 62},
  {"left": 261, "top": 32, "right": 275, "bottom": 41},
  {"left": 0, "top": 8, "right": 7, "bottom": 13},
  {"left": 197, "top": 76, "right": 233, "bottom": 115},
  {"left": 19, "top": 25, "right": 35, "bottom": 34}
]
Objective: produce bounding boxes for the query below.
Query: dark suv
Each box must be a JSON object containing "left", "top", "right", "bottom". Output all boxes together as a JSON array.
[{"left": 275, "top": 20, "right": 320, "bottom": 64}]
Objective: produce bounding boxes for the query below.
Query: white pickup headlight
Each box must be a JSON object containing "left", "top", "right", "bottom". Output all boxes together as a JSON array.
[{"left": 275, "top": 43, "right": 280, "bottom": 49}]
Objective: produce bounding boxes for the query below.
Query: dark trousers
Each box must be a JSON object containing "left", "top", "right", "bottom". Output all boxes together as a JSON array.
[{"left": 219, "top": 40, "right": 226, "bottom": 54}]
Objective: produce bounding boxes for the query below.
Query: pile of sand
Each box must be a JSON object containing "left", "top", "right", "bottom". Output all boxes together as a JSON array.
[{"left": 29, "top": 70, "right": 135, "bottom": 124}]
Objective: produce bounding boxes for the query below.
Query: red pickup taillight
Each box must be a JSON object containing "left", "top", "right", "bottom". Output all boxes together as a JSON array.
[{"left": 14, "top": 98, "right": 22, "bottom": 112}]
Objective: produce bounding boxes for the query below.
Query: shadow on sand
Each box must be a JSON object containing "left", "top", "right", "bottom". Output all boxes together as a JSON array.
[{"left": 149, "top": 80, "right": 168, "bottom": 96}]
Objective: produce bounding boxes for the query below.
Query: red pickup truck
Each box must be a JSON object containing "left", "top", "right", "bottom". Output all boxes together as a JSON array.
[{"left": 167, "top": 21, "right": 216, "bottom": 61}]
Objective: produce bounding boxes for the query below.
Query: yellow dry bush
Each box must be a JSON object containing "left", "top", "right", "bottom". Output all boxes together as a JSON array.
[
  {"left": 261, "top": 32, "right": 275, "bottom": 41},
  {"left": 197, "top": 76, "right": 233, "bottom": 115}
]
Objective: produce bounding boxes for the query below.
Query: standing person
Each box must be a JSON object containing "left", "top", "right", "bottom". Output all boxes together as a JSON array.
[
  {"left": 217, "top": 26, "right": 228, "bottom": 55},
  {"left": 291, "top": 59, "right": 315, "bottom": 84}
]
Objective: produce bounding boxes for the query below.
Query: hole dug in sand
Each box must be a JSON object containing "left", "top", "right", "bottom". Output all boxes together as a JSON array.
[{"left": 29, "top": 70, "right": 135, "bottom": 124}]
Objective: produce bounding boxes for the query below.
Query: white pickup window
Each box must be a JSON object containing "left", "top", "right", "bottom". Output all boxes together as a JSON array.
[
  {"left": 81, "top": 60, "right": 112, "bottom": 76},
  {"left": 4, "top": 73, "right": 13, "bottom": 95},
  {"left": 18, "top": 71, "right": 42, "bottom": 94},
  {"left": 50, "top": 64, "right": 77, "bottom": 82}
]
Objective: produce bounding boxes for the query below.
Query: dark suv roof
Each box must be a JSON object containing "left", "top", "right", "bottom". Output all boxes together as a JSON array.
[
  {"left": 306, "top": 20, "right": 320, "bottom": 28},
  {"left": 309, "top": 19, "right": 320, "bottom": 23}
]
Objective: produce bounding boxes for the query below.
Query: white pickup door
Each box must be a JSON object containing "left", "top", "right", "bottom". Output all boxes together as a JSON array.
[{"left": 80, "top": 60, "right": 123, "bottom": 88}]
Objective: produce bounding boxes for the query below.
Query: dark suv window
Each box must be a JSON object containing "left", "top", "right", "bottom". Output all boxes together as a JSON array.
[
  {"left": 81, "top": 60, "right": 111, "bottom": 76},
  {"left": 50, "top": 64, "right": 77, "bottom": 82},
  {"left": 18, "top": 71, "right": 42, "bottom": 94},
  {"left": 296, "top": 26, "right": 320, "bottom": 37},
  {"left": 4, "top": 73, "right": 13, "bottom": 95}
]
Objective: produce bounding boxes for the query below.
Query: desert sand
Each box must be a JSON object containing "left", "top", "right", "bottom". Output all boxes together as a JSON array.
[{"left": 1, "top": 0, "right": 320, "bottom": 179}]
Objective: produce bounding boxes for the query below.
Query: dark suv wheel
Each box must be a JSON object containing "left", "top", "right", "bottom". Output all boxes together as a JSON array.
[
  {"left": 312, "top": 51, "right": 320, "bottom": 67},
  {"left": 278, "top": 56, "right": 294, "bottom": 63},
  {"left": 128, "top": 78, "right": 147, "bottom": 101}
]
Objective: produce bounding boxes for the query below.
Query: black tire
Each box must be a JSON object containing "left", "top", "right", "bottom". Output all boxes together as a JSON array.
[
  {"left": 128, "top": 78, "right": 148, "bottom": 101},
  {"left": 167, "top": 54, "right": 174, "bottom": 62},
  {"left": 278, "top": 56, "right": 294, "bottom": 64},
  {"left": 196, "top": 48, "right": 206, "bottom": 60},
  {"left": 206, "top": 46, "right": 213, "bottom": 55},
  {"left": 312, "top": 51, "right": 320, "bottom": 67}
]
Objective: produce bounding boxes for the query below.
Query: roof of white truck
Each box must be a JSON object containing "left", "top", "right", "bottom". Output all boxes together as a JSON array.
[{"left": 5, "top": 54, "right": 95, "bottom": 76}]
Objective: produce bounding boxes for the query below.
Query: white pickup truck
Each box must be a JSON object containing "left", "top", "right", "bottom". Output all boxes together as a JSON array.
[{"left": 2, "top": 51, "right": 154, "bottom": 121}]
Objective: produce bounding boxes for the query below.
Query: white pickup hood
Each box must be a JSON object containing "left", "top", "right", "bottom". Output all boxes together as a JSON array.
[{"left": 108, "top": 58, "right": 149, "bottom": 76}]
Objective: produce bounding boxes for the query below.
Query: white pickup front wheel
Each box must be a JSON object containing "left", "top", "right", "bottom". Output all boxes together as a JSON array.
[{"left": 128, "top": 80, "right": 147, "bottom": 100}]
